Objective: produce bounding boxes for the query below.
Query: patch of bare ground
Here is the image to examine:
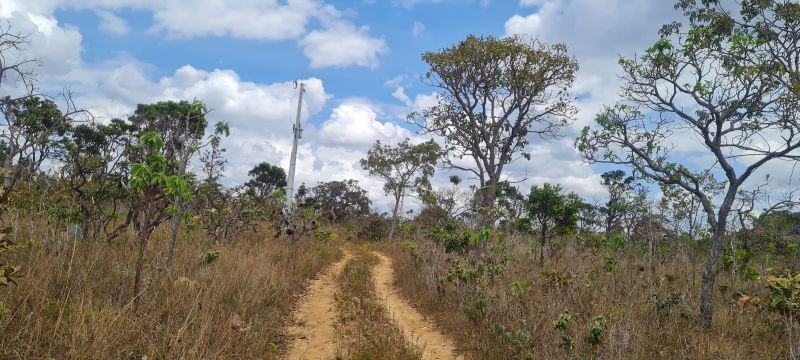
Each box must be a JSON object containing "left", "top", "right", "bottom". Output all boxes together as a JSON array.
[
  {"left": 371, "top": 252, "right": 463, "bottom": 360},
  {"left": 286, "top": 251, "right": 352, "bottom": 360}
]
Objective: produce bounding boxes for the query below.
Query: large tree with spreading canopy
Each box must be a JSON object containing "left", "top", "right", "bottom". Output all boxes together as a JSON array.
[
  {"left": 576, "top": 0, "right": 800, "bottom": 327},
  {"left": 412, "top": 35, "right": 579, "bottom": 225}
]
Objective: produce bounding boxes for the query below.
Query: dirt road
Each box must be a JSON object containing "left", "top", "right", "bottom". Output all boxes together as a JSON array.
[
  {"left": 286, "top": 251, "right": 352, "bottom": 360},
  {"left": 371, "top": 252, "right": 463, "bottom": 360},
  {"left": 286, "top": 250, "right": 461, "bottom": 360}
]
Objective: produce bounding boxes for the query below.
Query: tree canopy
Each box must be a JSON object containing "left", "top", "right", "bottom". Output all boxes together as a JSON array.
[
  {"left": 526, "top": 183, "right": 582, "bottom": 266},
  {"left": 576, "top": 0, "right": 800, "bottom": 327},
  {"left": 361, "top": 138, "right": 440, "bottom": 240},
  {"left": 412, "top": 34, "right": 578, "bottom": 224},
  {"left": 245, "top": 162, "right": 288, "bottom": 201}
]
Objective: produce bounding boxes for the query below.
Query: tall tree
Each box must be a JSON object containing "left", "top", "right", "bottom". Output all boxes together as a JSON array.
[
  {"left": 59, "top": 120, "right": 134, "bottom": 242},
  {"left": 599, "top": 170, "right": 634, "bottom": 241},
  {"left": 306, "top": 179, "right": 371, "bottom": 221},
  {"left": 576, "top": 0, "right": 800, "bottom": 327},
  {"left": 525, "top": 183, "right": 582, "bottom": 267},
  {"left": 127, "top": 100, "right": 211, "bottom": 267},
  {"left": 411, "top": 35, "right": 578, "bottom": 225},
  {"left": 128, "top": 132, "right": 191, "bottom": 309},
  {"left": 0, "top": 22, "right": 87, "bottom": 286},
  {"left": 245, "top": 162, "right": 287, "bottom": 202},
  {"left": 360, "top": 138, "right": 440, "bottom": 240}
]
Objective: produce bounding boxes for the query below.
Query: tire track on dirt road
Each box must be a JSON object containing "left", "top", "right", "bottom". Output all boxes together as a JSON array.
[
  {"left": 286, "top": 251, "right": 352, "bottom": 360},
  {"left": 371, "top": 252, "right": 463, "bottom": 360}
]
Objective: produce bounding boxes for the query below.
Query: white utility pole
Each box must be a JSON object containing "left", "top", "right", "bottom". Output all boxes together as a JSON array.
[{"left": 285, "top": 82, "right": 305, "bottom": 213}]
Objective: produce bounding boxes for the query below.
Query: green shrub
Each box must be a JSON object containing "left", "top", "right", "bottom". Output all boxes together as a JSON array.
[
  {"left": 199, "top": 250, "right": 221, "bottom": 264},
  {"left": 583, "top": 233, "right": 606, "bottom": 249},
  {"left": 426, "top": 219, "right": 473, "bottom": 254},
  {"left": 312, "top": 229, "right": 337, "bottom": 242},
  {"left": 357, "top": 216, "right": 388, "bottom": 242},
  {"left": 606, "top": 235, "right": 627, "bottom": 251},
  {"left": 492, "top": 321, "right": 533, "bottom": 358},
  {"left": 603, "top": 256, "right": 617, "bottom": 273},
  {"left": 553, "top": 311, "right": 574, "bottom": 352},
  {"left": 462, "top": 288, "right": 487, "bottom": 322},
  {"left": 586, "top": 315, "right": 608, "bottom": 346},
  {"left": 400, "top": 240, "right": 417, "bottom": 259}
]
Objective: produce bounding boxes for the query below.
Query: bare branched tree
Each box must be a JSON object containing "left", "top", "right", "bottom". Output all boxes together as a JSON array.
[{"left": 577, "top": 0, "right": 800, "bottom": 327}]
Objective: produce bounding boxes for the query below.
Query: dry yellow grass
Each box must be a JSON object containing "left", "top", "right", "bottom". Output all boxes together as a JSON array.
[
  {"left": 388, "top": 237, "right": 789, "bottom": 359},
  {"left": 0, "top": 218, "right": 338, "bottom": 359}
]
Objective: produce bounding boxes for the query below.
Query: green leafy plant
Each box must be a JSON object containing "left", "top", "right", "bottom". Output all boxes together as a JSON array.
[
  {"left": 607, "top": 235, "right": 627, "bottom": 252},
  {"left": 525, "top": 183, "right": 583, "bottom": 267},
  {"left": 652, "top": 292, "right": 683, "bottom": 316},
  {"left": 762, "top": 273, "right": 800, "bottom": 358},
  {"left": 510, "top": 280, "right": 530, "bottom": 297},
  {"left": 603, "top": 256, "right": 617, "bottom": 273},
  {"left": 721, "top": 248, "right": 759, "bottom": 280},
  {"left": 0, "top": 230, "right": 20, "bottom": 286},
  {"left": 426, "top": 219, "right": 473, "bottom": 254},
  {"left": 357, "top": 215, "right": 388, "bottom": 242},
  {"left": 400, "top": 241, "right": 420, "bottom": 263},
  {"left": 766, "top": 273, "right": 800, "bottom": 314},
  {"left": 0, "top": 301, "right": 10, "bottom": 316},
  {"left": 312, "top": 229, "right": 337, "bottom": 243},
  {"left": 200, "top": 250, "right": 221, "bottom": 264},
  {"left": 128, "top": 131, "right": 193, "bottom": 309},
  {"left": 492, "top": 321, "right": 533, "bottom": 359},
  {"left": 553, "top": 311, "right": 574, "bottom": 352},
  {"left": 586, "top": 315, "right": 608, "bottom": 347},
  {"left": 462, "top": 288, "right": 488, "bottom": 323}
]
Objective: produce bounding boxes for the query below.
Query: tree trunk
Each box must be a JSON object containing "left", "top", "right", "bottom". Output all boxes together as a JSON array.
[
  {"left": 2, "top": 155, "right": 13, "bottom": 191},
  {"left": 699, "top": 187, "right": 736, "bottom": 328},
  {"left": 167, "top": 152, "right": 189, "bottom": 266},
  {"left": 539, "top": 224, "right": 547, "bottom": 268},
  {"left": 166, "top": 197, "right": 182, "bottom": 267},
  {"left": 477, "top": 181, "right": 497, "bottom": 228},
  {"left": 388, "top": 192, "right": 401, "bottom": 242},
  {"left": 700, "top": 218, "right": 728, "bottom": 328},
  {"left": 132, "top": 208, "right": 152, "bottom": 311}
]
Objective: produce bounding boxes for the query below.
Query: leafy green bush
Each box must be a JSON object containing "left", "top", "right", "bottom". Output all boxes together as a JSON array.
[
  {"left": 583, "top": 233, "right": 606, "bottom": 249},
  {"left": 606, "top": 235, "right": 627, "bottom": 252},
  {"left": 312, "top": 229, "right": 337, "bottom": 243},
  {"left": 462, "top": 288, "right": 487, "bottom": 322},
  {"left": 765, "top": 273, "right": 800, "bottom": 314},
  {"left": 586, "top": 315, "right": 608, "bottom": 347},
  {"left": 400, "top": 241, "right": 420, "bottom": 263},
  {"left": 357, "top": 215, "right": 388, "bottom": 242},
  {"left": 199, "top": 250, "right": 221, "bottom": 264},
  {"left": 397, "top": 221, "right": 415, "bottom": 237},
  {"left": 553, "top": 311, "right": 574, "bottom": 352},
  {"left": 492, "top": 321, "right": 533, "bottom": 358},
  {"left": 652, "top": 292, "right": 683, "bottom": 316},
  {"left": 721, "top": 248, "right": 759, "bottom": 280},
  {"left": 603, "top": 256, "right": 616, "bottom": 273},
  {"left": 426, "top": 219, "right": 473, "bottom": 253}
]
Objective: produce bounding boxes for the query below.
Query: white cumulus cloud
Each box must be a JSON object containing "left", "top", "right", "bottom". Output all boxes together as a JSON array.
[
  {"left": 318, "top": 102, "right": 410, "bottom": 147},
  {"left": 1, "top": 0, "right": 386, "bottom": 69},
  {"left": 301, "top": 22, "right": 387, "bottom": 69}
]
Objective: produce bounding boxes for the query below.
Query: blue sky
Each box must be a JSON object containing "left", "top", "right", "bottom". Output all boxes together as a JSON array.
[
  {"left": 52, "top": 1, "right": 520, "bottom": 113},
  {"left": 6, "top": 0, "right": 790, "bottom": 211}
]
